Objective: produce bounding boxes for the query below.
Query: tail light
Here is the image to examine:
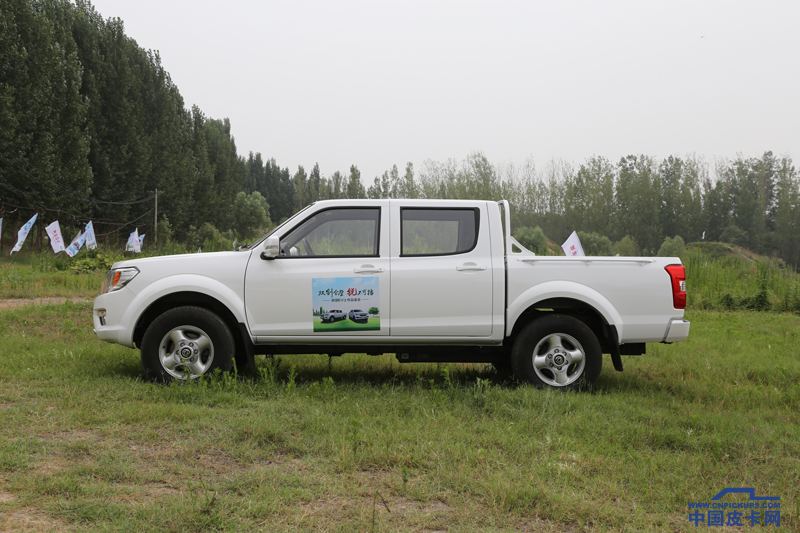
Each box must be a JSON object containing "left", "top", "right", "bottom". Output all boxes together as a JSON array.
[{"left": 665, "top": 264, "right": 686, "bottom": 309}]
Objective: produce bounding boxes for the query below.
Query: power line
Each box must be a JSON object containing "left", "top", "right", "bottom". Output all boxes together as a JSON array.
[
  {"left": 0, "top": 175, "right": 158, "bottom": 205},
  {"left": 0, "top": 201, "right": 156, "bottom": 236},
  {"left": 95, "top": 209, "right": 155, "bottom": 236}
]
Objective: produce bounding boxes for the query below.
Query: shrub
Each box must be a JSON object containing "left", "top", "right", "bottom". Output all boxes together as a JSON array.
[
  {"left": 658, "top": 236, "right": 686, "bottom": 258},
  {"left": 614, "top": 235, "right": 640, "bottom": 256},
  {"left": 720, "top": 225, "right": 748, "bottom": 246},
  {"left": 514, "top": 226, "right": 548, "bottom": 254},
  {"left": 577, "top": 231, "right": 614, "bottom": 256},
  {"left": 156, "top": 216, "right": 174, "bottom": 244},
  {"left": 188, "top": 223, "right": 233, "bottom": 252},
  {"left": 234, "top": 191, "right": 270, "bottom": 239}
]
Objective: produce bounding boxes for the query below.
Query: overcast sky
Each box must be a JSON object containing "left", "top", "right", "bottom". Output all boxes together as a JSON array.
[{"left": 88, "top": 0, "right": 799, "bottom": 182}]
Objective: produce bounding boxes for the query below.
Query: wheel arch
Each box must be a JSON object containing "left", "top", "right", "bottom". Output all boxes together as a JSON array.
[
  {"left": 133, "top": 291, "right": 253, "bottom": 372},
  {"left": 506, "top": 282, "right": 624, "bottom": 353}
]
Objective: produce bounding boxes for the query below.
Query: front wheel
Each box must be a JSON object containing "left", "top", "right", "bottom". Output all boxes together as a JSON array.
[
  {"left": 141, "top": 306, "right": 234, "bottom": 382},
  {"left": 511, "top": 314, "right": 601, "bottom": 391}
]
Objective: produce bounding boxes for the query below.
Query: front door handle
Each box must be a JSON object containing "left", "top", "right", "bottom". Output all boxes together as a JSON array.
[{"left": 354, "top": 266, "right": 385, "bottom": 274}]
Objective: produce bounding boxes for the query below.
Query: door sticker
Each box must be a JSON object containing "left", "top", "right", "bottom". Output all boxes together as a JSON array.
[{"left": 312, "top": 277, "right": 380, "bottom": 332}]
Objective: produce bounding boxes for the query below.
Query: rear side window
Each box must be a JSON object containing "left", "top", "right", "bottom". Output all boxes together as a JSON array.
[{"left": 401, "top": 208, "right": 479, "bottom": 256}]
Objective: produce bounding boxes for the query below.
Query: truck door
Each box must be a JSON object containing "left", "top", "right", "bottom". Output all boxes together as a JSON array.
[
  {"left": 245, "top": 204, "right": 390, "bottom": 337},
  {"left": 390, "top": 204, "right": 494, "bottom": 336}
]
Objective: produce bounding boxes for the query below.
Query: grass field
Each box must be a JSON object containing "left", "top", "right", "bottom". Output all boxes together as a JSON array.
[
  {"left": 0, "top": 302, "right": 798, "bottom": 532},
  {"left": 314, "top": 317, "right": 381, "bottom": 332}
]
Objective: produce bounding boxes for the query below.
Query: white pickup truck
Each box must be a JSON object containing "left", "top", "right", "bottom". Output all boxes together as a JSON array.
[{"left": 93, "top": 199, "right": 690, "bottom": 390}]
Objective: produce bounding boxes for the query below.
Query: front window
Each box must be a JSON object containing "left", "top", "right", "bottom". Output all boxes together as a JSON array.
[{"left": 280, "top": 208, "right": 380, "bottom": 257}]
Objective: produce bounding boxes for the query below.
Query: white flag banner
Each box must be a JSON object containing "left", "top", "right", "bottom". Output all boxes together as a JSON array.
[
  {"left": 197, "top": 247, "right": 202, "bottom": 253},
  {"left": 126, "top": 229, "right": 141, "bottom": 253},
  {"left": 0, "top": 218, "right": 3, "bottom": 243},
  {"left": 45, "top": 221, "right": 66, "bottom": 253},
  {"left": 65, "top": 230, "right": 85, "bottom": 257},
  {"left": 138, "top": 233, "right": 145, "bottom": 248},
  {"left": 11, "top": 213, "right": 37, "bottom": 254},
  {"left": 84, "top": 221, "right": 97, "bottom": 250},
  {"left": 561, "top": 231, "right": 585, "bottom": 257},
  {"left": 702, "top": 231, "right": 705, "bottom": 240}
]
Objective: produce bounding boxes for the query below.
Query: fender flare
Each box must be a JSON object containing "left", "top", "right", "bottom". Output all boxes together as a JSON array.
[
  {"left": 119, "top": 274, "right": 247, "bottom": 347},
  {"left": 506, "top": 280, "right": 624, "bottom": 338}
]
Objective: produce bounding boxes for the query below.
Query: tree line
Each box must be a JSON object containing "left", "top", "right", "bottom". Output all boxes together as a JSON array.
[{"left": 2, "top": 0, "right": 798, "bottom": 269}]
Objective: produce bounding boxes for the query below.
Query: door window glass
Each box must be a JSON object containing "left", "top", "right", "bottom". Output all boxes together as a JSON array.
[
  {"left": 401, "top": 208, "right": 479, "bottom": 256},
  {"left": 280, "top": 208, "right": 380, "bottom": 257}
]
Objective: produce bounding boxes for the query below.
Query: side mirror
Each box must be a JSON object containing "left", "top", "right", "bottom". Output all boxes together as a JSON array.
[{"left": 260, "top": 236, "right": 280, "bottom": 260}]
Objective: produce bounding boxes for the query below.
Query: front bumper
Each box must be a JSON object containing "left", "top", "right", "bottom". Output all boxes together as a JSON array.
[{"left": 93, "top": 288, "right": 140, "bottom": 347}]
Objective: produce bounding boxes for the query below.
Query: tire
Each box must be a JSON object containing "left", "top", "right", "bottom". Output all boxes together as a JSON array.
[
  {"left": 511, "top": 314, "right": 601, "bottom": 391},
  {"left": 140, "top": 306, "right": 234, "bottom": 383}
]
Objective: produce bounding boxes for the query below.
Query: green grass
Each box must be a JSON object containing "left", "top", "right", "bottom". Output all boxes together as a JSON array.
[
  {"left": 313, "top": 317, "right": 381, "bottom": 332},
  {"left": 0, "top": 302, "right": 798, "bottom": 532}
]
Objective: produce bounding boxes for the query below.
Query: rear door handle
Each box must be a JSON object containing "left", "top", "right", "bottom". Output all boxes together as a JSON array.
[{"left": 456, "top": 265, "right": 487, "bottom": 271}]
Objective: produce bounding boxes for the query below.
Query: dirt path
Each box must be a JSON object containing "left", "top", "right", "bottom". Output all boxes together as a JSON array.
[{"left": 0, "top": 297, "right": 91, "bottom": 310}]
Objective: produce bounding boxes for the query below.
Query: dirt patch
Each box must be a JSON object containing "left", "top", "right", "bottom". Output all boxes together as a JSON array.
[
  {"left": 0, "top": 298, "right": 91, "bottom": 310},
  {"left": 108, "top": 482, "right": 182, "bottom": 504},
  {"left": 300, "top": 496, "right": 360, "bottom": 517},
  {"left": 389, "top": 497, "right": 450, "bottom": 515},
  {"left": 0, "top": 492, "right": 17, "bottom": 503},
  {"left": 142, "top": 482, "right": 181, "bottom": 498},
  {"left": 0, "top": 508, "right": 66, "bottom": 532},
  {"left": 37, "top": 429, "right": 98, "bottom": 443}
]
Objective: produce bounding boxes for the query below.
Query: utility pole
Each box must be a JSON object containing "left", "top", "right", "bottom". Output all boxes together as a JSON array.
[{"left": 154, "top": 188, "right": 158, "bottom": 244}]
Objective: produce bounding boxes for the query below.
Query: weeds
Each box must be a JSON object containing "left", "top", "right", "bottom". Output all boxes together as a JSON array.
[{"left": 684, "top": 243, "right": 800, "bottom": 312}]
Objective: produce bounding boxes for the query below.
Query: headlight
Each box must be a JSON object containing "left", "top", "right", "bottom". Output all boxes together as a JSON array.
[{"left": 100, "top": 267, "right": 139, "bottom": 294}]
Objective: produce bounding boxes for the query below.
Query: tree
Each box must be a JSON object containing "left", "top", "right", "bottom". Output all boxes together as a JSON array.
[
  {"left": 245, "top": 152, "right": 265, "bottom": 193},
  {"left": 368, "top": 307, "right": 379, "bottom": 316},
  {"left": 657, "top": 236, "right": 686, "bottom": 257},
  {"left": 233, "top": 191, "right": 269, "bottom": 237},
  {"left": 367, "top": 170, "right": 389, "bottom": 199},
  {"left": 514, "top": 226, "right": 548, "bottom": 254},
  {"left": 616, "top": 155, "right": 661, "bottom": 254},
  {"left": 308, "top": 163, "right": 321, "bottom": 203},
  {"left": 719, "top": 225, "right": 748, "bottom": 246},
  {"left": 614, "top": 235, "right": 640, "bottom": 256},
  {"left": 293, "top": 165, "right": 307, "bottom": 211},
  {"left": 564, "top": 156, "right": 614, "bottom": 238},
  {"left": 658, "top": 156, "right": 683, "bottom": 242},
  {"left": 0, "top": 0, "right": 91, "bottom": 213},
  {"left": 577, "top": 231, "right": 614, "bottom": 256},
  {"left": 346, "top": 165, "right": 365, "bottom": 199}
]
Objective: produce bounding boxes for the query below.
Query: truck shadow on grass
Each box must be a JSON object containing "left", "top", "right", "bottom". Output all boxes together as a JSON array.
[
  {"left": 108, "top": 352, "right": 666, "bottom": 394},
  {"left": 116, "top": 353, "right": 524, "bottom": 392},
  {"left": 242, "top": 354, "right": 511, "bottom": 389}
]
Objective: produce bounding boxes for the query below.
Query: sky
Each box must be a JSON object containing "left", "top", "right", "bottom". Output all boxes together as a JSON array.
[{"left": 87, "top": 0, "right": 800, "bottom": 182}]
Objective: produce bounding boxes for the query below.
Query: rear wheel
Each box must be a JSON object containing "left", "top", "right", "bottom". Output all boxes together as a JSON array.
[
  {"left": 141, "top": 306, "right": 234, "bottom": 382},
  {"left": 511, "top": 314, "right": 601, "bottom": 391}
]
